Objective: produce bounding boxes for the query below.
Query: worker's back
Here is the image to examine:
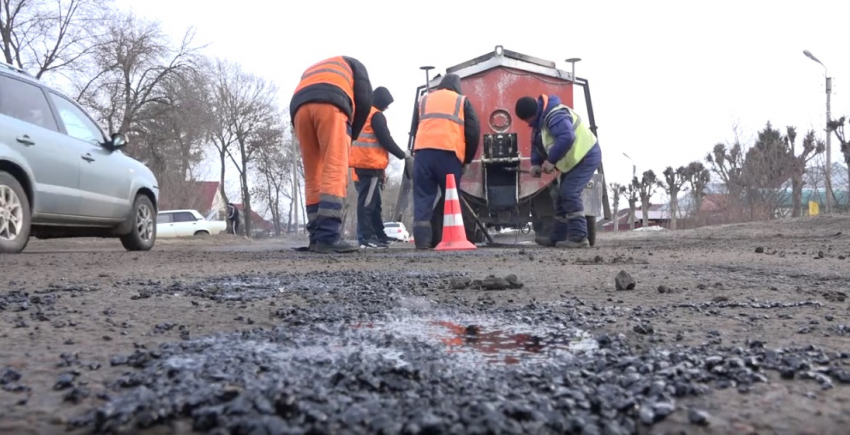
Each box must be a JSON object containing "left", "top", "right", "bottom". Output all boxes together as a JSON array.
[{"left": 414, "top": 88, "right": 466, "bottom": 162}]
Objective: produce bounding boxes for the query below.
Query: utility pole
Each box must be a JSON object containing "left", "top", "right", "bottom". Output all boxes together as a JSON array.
[{"left": 804, "top": 50, "right": 834, "bottom": 213}]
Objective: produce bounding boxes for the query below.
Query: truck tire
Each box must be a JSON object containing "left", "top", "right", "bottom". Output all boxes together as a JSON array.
[
  {"left": 0, "top": 172, "right": 31, "bottom": 254},
  {"left": 463, "top": 217, "right": 485, "bottom": 244},
  {"left": 120, "top": 195, "right": 156, "bottom": 251},
  {"left": 461, "top": 199, "right": 486, "bottom": 244},
  {"left": 586, "top": 216, "right": 597, "bottom": 247}
]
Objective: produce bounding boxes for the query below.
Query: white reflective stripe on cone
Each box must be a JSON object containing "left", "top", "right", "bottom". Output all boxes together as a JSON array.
[
  {"left": 444, "top": 188, "right": 458, "bottom": 201},
  {"left": 443, "top": 213, "right": 464, "bottom": 227}
]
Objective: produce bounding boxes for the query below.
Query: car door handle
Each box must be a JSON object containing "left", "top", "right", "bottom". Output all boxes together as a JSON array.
[
  {"left": 16, "top": 135, "right": 35, "bottom": 146},
  {"left": 81, "top": 153, "right": 95, "bottom": 162}
]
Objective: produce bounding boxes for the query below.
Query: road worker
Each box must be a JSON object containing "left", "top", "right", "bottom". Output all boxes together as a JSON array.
[
  {"left": 350, "top": 86, "right": 411, "bottom": 249},
  {"left": 226, "top": 202, "right": 239, "bottom": 235},
  {"left": 515, "top": 94, "right": 602, "bottom": 248},
  {"left": 290, "top": 56, "right": 373, "bottom": 253},
  {"left": 410, "top": 74, "right": 481, "bottom": 250}
]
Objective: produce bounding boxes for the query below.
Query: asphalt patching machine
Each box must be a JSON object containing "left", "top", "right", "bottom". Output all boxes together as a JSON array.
[{"left": 394, "top": 46, "right": 611, "bottom": 246}]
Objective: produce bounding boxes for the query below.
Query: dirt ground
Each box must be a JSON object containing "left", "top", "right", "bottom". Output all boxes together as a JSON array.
[{"left": 1, "top": 216, "right": 850, "bottom": 434}]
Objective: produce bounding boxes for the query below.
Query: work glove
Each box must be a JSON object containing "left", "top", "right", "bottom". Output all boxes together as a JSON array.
[
  {"left": 542, "top": 161, "right": 556, "bottom": 174},
  {"left": 403, "top": 149, "right": 412, "bottom": 159},
  {"left": 529, "top": 165, "right": 543, "bottom": 178},
  {"left": 404, "top": 155, "right": 414, "bottom": 180}
]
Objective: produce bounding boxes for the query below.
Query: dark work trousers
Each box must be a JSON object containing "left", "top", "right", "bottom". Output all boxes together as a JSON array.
[
  {"left": 412, "top": 149, "right": 463, "bottom": 248},
  {"left": 230, "top": 218, "right": 240, "bottom": 235},
  {"left": 354, "top": 171, "right": 385, "bottom": 245},
  {"left": 552, "top": 143, "right": 602, "bottom": 242}
]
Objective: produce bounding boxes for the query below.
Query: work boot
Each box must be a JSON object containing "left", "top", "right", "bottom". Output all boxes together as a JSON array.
[
  {"left": 555, "top": 238, "right": 590, "bottom": 249},
  {"left": 315, "top": 239, "right": 359, "bottom": 254},
  {"left": 308, "top": 242, "right": 315, "bottom": 252},
  {"left": 360, "top": 241, "right": 389, "bottom": 249}
]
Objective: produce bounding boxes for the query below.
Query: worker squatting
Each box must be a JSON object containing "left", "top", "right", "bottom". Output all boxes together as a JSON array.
[{"left": 289, "top": 56, "right": 603, "bottom": 254}]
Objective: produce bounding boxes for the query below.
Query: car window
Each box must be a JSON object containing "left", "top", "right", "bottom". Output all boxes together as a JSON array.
[
  {"left": 385, "top": 223, "right": 399, "bottom": 228},
  {"left": 48, "top": 92, "right": 104, "bottom": 145},
  {"left": 157, "top": 213, "right": 173, "bottom": 224},
  {"left": 173, "top": 212, "right": 196, "bottom": 223},
  {"left": 0, "top": 75, "right": 59, "bottom": 131}
]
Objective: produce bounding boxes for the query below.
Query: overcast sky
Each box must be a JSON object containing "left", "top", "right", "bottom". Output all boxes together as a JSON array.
[{"left": 117, "top": 0, "right": 850, "bottom": 198}]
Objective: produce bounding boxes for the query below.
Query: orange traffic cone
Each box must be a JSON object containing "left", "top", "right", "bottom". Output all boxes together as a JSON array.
[{"left": 435, "top": 174, "right": 477, "bottom": 252}]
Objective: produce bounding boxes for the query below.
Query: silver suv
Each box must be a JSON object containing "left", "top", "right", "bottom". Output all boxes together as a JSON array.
[{"left": 0, "top": 62, "right": 159, "bottom": 254}]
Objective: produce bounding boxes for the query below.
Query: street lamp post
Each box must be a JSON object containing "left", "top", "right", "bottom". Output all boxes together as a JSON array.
[
  {"left": 419, "top": 66, "right": 435, "bottom": 94},
  {"left": 565, "top": 58, "right": 581, "bottom": 83},
  {"left": 803, "top": 50, "right": 833, "bottom": 213}
]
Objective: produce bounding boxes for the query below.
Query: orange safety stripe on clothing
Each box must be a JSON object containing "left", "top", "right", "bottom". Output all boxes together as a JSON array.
[{"left": 294, "top": 56, "right": 355, "bottom": 109}]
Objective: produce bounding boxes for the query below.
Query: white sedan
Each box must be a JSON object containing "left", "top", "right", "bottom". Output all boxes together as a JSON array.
[
  {"left": 383, "top": 221, "right": 410, "bottom": 242},
  {"left": 156, "top": 209, "right": 227, "bottom": 238}
]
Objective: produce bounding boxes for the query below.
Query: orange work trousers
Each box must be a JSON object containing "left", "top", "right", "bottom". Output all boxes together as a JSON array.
[{"left": 293, "top": 103, "right": 350, "bottom": 243}]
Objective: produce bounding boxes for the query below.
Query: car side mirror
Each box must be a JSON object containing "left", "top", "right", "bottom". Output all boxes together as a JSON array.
[{"left": 109, "top": 133, "right": 128, "bottom": 150}]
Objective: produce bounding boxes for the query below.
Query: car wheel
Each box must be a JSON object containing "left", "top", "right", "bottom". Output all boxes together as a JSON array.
[
  {"left": 120, "top": 195, "right": 156, "bottom": 251},
  {"left": 0, "top": 172, "right": 31, "bottom": 254},
  {"left": 194, "top": 230, "right": 210, "bottom": 237}
]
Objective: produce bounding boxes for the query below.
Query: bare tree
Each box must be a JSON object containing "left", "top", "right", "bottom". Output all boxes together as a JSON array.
[
  {"left": 626, "top": 177, "right": 639, "bottom": 230},
  {"left": 75, "top": 11, "right": 201, "bottom": 138},
  {"left": 828, "top": 116, "right": 850, "bottom": 208},
  {"left": 784, "top": 127, "right": 824, "bottom": 217},
  {"left": 208, "top": 62, "right": 236, "bottom": 233},
  {"left": 744, "top": 123, "right": 793, "bottom": 219},
  {"left": 636, "top": 170, "right": 659, "bottom": 228},
  {"left": 129, "top": 67, "right": 214, "bottom": 206},
  {"left": 608, "top": 182, "right": 626, "bottom": 232},
  {"left": 210, "top": 59, "right": 281, "bottom": 237},
  {"left": 287, "top": 124, "right": 305, "bottom": 234},
  {"left": 706, "top": 141, "right": 745, "bottom": 208},
  {"left": 1, "top": 0, "right": 110, "bottom": 78},
  {"left": 252, "top": 133, "right": 294, "bottom": 236},
  {"left": 683, "top": 161, "right": 710, "bottom": 217},
  {"left": 660, "top": 166, "right": 687, "bottom": 230}
]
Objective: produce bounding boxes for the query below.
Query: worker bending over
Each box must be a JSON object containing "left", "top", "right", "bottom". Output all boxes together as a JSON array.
[
  {"left": 350, "top": 86, "right": 410, "bottom": 249},
  {"left": 410, "top": 74, "right": 481, "bottom": 250},
  {"left": 290, "top": 56, "right": 372, "bottom": 253},
  {"left": 515, "top": 94, "right": 602, "bottom": 248}
]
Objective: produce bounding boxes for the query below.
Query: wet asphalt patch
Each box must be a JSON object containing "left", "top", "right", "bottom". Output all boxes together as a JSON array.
[{"left": 40, "top": 270, "right": 850, "bottom": 434}]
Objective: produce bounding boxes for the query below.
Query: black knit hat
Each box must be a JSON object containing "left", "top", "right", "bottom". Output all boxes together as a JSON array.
[
  {"left": 372, "top": 86, "right": 394, "bottom": 110},
  {"left": 515, "top": 97, "right": 538, "bottom": 121}
]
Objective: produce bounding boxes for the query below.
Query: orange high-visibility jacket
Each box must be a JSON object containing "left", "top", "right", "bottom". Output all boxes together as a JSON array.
[
  {"left": 349, "top": 107, "right": 389, "bottom": 170},
  {"left": 413, "top": 89, "right": 466, "bottom": 162},
  {"left": 294, "top": 56, "right": 355, "bottom": 114}
]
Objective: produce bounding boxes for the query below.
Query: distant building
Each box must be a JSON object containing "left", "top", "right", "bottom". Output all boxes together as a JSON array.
[{"left": 158, "top": 181, "right": 227, "bottom": 220}]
